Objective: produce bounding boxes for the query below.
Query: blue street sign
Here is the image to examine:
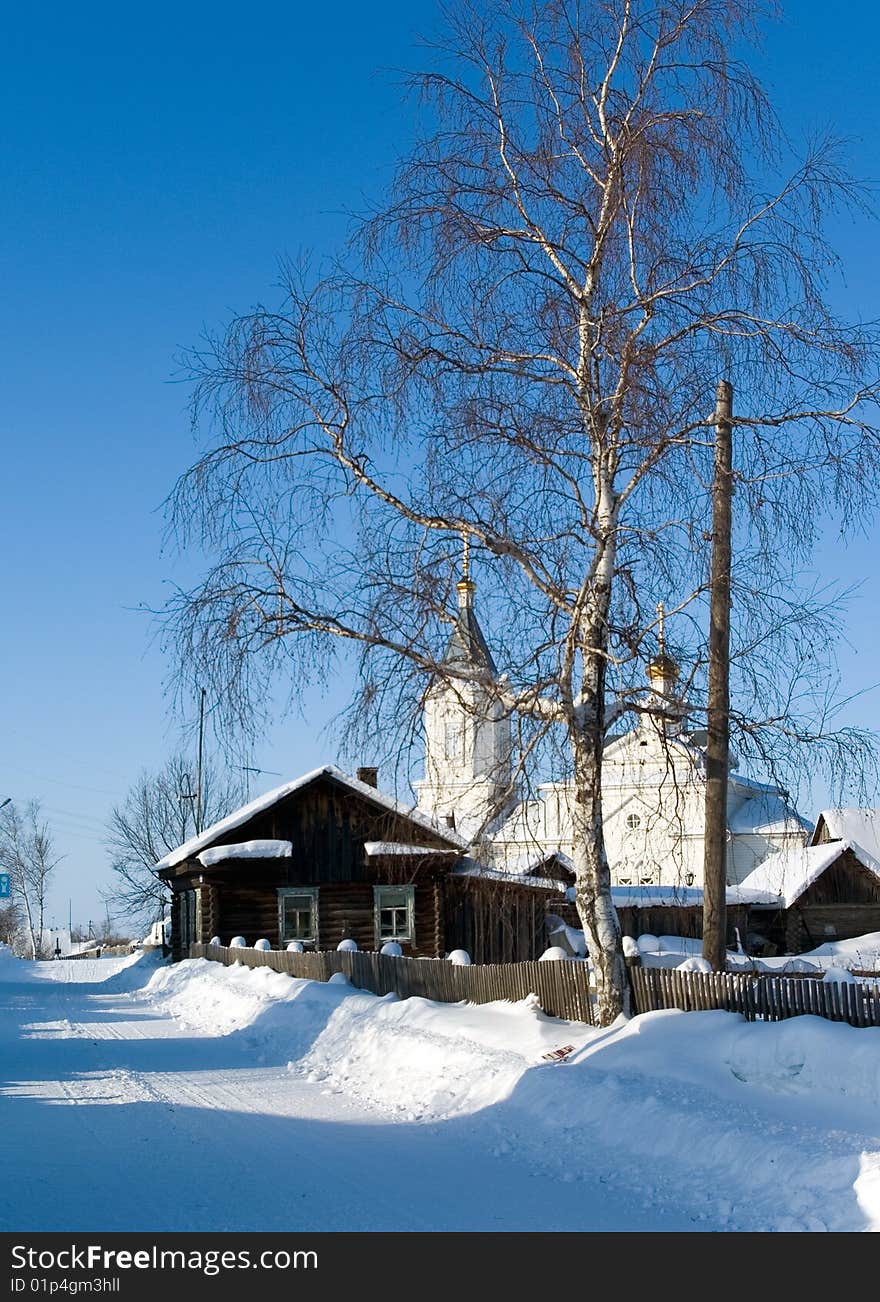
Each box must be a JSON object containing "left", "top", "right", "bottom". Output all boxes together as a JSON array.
[{"left": 0, "top": 875, "right": 9, "bottom": 898}]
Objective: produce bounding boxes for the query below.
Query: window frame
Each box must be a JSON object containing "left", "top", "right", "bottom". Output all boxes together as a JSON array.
[
  {"left": 277, "top": 887, "right": 319, "bottom": 947},
  {"left": 443, "top": 719, "right": 465, "bottom": 762},
  {"left": 373, "top": 884, "right": 415, "bottom": 947},
  {"left": 180, "top": 888, "right": 202, "bottom": 947}
]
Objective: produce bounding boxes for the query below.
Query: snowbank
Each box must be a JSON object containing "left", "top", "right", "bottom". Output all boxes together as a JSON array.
[
  {"left": 140, "top": 954, "right": 880, "bottom": 1230},
  {"left": 0, "top": 950, "right": 161, "bottom": 988}
]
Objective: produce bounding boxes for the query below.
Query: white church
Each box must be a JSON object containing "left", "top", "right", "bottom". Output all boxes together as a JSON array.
[{"left": 413, "top": 571, "right": 810, "bottom": 889}]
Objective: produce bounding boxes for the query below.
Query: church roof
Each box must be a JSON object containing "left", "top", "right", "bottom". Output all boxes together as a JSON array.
[
  {"left": 441, "top": 604, "right": 497, "bottom": 675},
  {"left": 727, "top": 788, "right": 811, "bottom": 837}
]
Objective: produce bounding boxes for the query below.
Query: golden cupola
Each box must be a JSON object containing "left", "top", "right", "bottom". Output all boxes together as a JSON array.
[{"left": 646, "top": 602, "right": 680, "bottom": 694}]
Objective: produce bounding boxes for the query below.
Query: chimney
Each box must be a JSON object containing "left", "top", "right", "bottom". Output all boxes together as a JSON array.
[
  {"left": 444, "top": 812, "right": 456, "bottom": 829},
  {"left": 357, "top": 766, "right": 379, "bottom": 788}
]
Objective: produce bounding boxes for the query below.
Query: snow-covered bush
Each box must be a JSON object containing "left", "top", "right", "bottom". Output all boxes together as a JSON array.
[
  {"left": 254, "top": 938, "right": 272, "bottom": 951},
  {"left": 337, "top": 938, "right": 358, "bottom": 952},
  {"left": 622, "top": 936, "right": 640, "bottom": 960},
  {"left": 286, "top": 941, "right": 304, "bottom": 953},
  {"left": 676, "top": 956, "right": 713, "bottom": 974},
  {"left": 636, "top": 934, "right": 661, "bottom": 954},
  {"left": 380, "top": 941, "right": 402, "bottom": 957},
  {"left": 822, "top": 965, "right": 857, "bottom": 984},
  {"left": 539, "top": 946, "right": 569, "bottom": 962},
  {"left": 328, "top": 971, "right": 349, "bottom": 984},
  {"left": 208, "top": 936, "right": 222, "bottom": 948},
  {"left": 447, "top": 949, "right": 471, "bottom": 965},
  {"left": 229, "top": 936, "right": 247, "bottom": 949}
]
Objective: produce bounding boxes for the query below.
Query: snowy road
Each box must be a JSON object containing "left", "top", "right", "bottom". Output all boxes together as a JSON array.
[
  {"left": 0, "top": 955, "right": 688, "bottom": 1232},
  {"left": 2, "top": 952, "right": 880, "bottom": 1232}
]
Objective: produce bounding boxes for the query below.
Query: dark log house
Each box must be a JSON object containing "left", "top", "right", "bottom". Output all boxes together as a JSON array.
[{"left": 157, "top": 765, "right": 551, "bottom": 964}]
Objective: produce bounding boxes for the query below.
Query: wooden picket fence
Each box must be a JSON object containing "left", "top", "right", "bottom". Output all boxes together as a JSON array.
[
  {"left": 629, "top": 964, "right": 880, "bottom": 1027},
  {"left": 190, "top": 943, "right": 880, "bottom": 1029},
  {"left": 190, "top": 942, "right": 595, "bottom": 1024}
]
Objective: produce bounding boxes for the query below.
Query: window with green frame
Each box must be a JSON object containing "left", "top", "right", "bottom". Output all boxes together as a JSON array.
[
  {"left": 180, "top": 888, "right": 201, "bottom": 947},
  {"left": 374, "top": 885, "right": 415, "bottom": 945},
  {"left": 278, "top": 888, "right": 318, "bottom": 946}
]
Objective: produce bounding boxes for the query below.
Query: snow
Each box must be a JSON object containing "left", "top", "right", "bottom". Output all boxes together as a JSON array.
[
  {"left": 254, "top": 938, "right": 272, "bottom": 951},
  {"left": 502, "top": 850, "right": 575, "bottom": 877},
  {"left": 3, "top": 951, "right": 880, "bottom": 1230},
  {"left": 677, "top": 956, "right": 713, "bottom": 974},
  {"left": 154, "top": 764, "right": 467, "bottom": 871},
  {"left": 823, "top": 966, "right": 858, "bottom": 984},
  {"left": 555, "top": 926, "right": 880, "bottom": 975},
  {"left": 547, "top": 920, "right": 589, "bottom": 957},
  {"left": 337, "top": 939, "right": 358, "bottom": 952},
  {"left": 286, "top": 941, "right": 304, "bottom": 953},
  {"left": 454, "top": 860, "right": 568, "bottom": 891},
  {"left": 447, "top": 949, "right": 471, "bottom": 965},
  {"left": 562, "top": 883, "right": 775, "bottom": 908},
  {"left": 197, "top": 839, "right": 292, "bottom": 866},
  {"left": 539, "top": 947, "right": 570, "bottom": 962},
  {"left": 728, "top": 789, "right": 811, "bottom": 837},
  {"left": 380, "top": 942, "right": 403, "bottom": 957},
  {"left": 739, "top": 841, "right": 880, "bottom": 909},
  {"left": 229, "top": 936, "right": 247, "bottom": 948},
  {"left": 364, "top": 842, "right": 457, "bottom": 857},
  {"left": 801, "top": 932, "right": 880, "bottom": 968},
  {"left": 816, "top": 808, "right": 880, "bottom": 861}
]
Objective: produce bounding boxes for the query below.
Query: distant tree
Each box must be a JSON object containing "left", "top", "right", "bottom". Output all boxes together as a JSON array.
[
  {"left": 165, "top": 0, "right": 880, "bottom": 1022},
  {"left": 0, "top": 801, "right": 62, "bottom": 959},
  {"left": 0, "top": 900, "right": 23, "bottom": 949},
  {"left": 103, "top": 754, "right": 243, "bottom": 930}
]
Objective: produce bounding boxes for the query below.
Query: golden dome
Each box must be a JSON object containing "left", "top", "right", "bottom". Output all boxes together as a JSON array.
[
  {"left": 646, "top": 651, "right": 680, "bottom": 685},
  {"left": 647, "top": 601, "right": 680, "bottom": 686}
]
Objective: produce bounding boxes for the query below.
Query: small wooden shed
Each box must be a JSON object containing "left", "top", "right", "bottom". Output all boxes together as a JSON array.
[
  {"left": 156, "top": 765, "right": 551, "bottom": 964},
  {"left": 740, "top": 837, "right": 880, "bottom": 953}
]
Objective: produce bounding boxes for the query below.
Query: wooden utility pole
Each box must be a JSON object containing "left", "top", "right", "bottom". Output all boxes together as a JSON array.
[
  {"left": 702, "top": 379, "right": 733, "bottom": 971},
  {"left": 196, "top": 687, "right": 207, "bottom": 835}
]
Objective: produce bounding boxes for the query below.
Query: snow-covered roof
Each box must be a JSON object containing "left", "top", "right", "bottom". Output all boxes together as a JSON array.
[
  {"left": 727, "top": 789, "right": 810, "bottom": 838},
  {"left": 738, "top": 839, "right": 880, "bottom": 910},
  {"left": 364, "top": 842, "right": 459, "bottom": 857},
  {"left": 813, "top": 809, "right": 880, "bottom": 862},
  {"left": 197, "top": 840, "right": 293, "bottom": 867},
  {"left": 501, "top": 850, "right": 575, "bottom": 877},
  {"left": 561, "top": 883, "right": 775, "bottom": 908},
  {"left": 453, "top": 859, "right": 569, "bottom": 892},
  {"left": 611, "top": 884, "right": 773, "bottom": 908},
  {"left": 155, "top": 765, "right": 467, "bottom": 871}
]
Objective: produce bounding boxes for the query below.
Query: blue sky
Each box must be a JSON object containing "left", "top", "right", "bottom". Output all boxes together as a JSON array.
[{"left": 2, "top": 1, "right": 880, "bottom": 928}]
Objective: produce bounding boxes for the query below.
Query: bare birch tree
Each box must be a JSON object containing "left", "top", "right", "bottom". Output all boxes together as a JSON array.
[
  {"left": 0, "top": 801, "right": 62, "bottom": 959},
  {"left": 103, "top": 754, "right": 243, "bottom": 929},
  {"left": 165, "top": 0, "right": 880, "bottom": 1024}
]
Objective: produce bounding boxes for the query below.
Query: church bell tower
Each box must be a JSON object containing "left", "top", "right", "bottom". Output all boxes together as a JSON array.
[{"left": 413, "top": 541, "right": 514, "bottom": 842}]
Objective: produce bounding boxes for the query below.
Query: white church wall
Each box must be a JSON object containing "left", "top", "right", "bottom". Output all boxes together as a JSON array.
[{"left": 413, "top": 585, "right": 809, "bottom": 886}]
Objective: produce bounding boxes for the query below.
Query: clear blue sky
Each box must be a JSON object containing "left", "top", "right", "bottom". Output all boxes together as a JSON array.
[{"left": 2, "top": 1, "right": 879, "bottom": 929}]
